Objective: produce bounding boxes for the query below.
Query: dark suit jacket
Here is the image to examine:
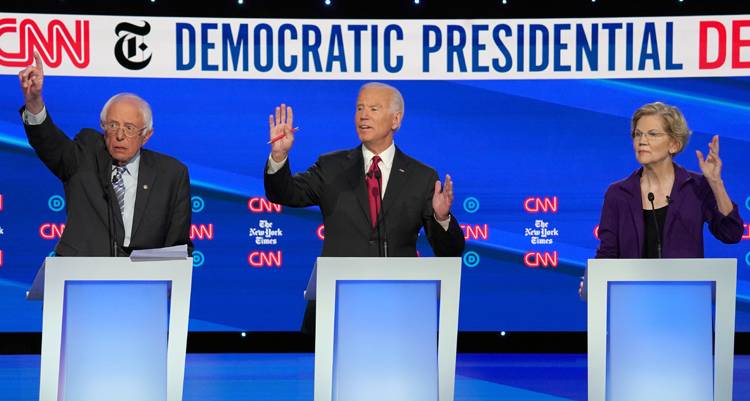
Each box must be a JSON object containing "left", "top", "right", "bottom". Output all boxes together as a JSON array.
[
  {"left": 595, "top": 163, "right": 743, "bottom": 258},
  {"left": 265, "top": 145, "right": 466, "bottom": 335},
  {"left": 265, "top": 145, "right": 465, "bottom": 257},
  {"left": 23, "top": 109, "right": 193, "bottom": 256}
]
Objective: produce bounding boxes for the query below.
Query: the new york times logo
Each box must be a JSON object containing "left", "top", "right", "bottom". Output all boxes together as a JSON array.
[{"left": 114, "top": 21, "right": 152, "bottom": 70}]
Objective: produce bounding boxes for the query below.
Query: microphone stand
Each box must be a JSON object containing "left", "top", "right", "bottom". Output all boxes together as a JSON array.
[
  {"left": 647, "top": 192, "right": 662, "bottom": 259},
  {"left": 374, "top": 170, "right": 388, "bottom": 257}
]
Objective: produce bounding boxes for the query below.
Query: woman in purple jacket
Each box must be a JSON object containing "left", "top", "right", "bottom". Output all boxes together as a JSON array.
[{"left": 595, "top": 102, "right": 744, "bottom": 259}]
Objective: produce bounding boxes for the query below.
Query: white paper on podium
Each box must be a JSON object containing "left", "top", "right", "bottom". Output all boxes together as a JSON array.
[{"left": 130, "top": 245, "right": 188, "bottom": 261}]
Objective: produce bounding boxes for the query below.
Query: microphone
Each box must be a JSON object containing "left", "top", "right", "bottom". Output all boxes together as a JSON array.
[
  {"left": 647, "top": 192, "right": 662, "bottom": 258},
  {"left": 373, "top": 169, "right": 389, "bottom": 257},
  {"left": 98, "top": 161, "right": 117, "bottom": 257}
]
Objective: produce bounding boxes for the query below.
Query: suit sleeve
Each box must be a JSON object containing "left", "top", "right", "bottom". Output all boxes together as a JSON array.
[
  {"left": 595, "top": 187, "right": 620, "bottom": 258},
  {"left": 164, "top": 164, "right": 194, "bottom": 255},
  {"left": 264, "top": 157, "right": 324, "bottom": 207},
  {"left": 699, "top": 177, "right": 744, "bottom": 244},
  {"left": 422, "top": 170, "right": 465, "bottom": 257},
  {"left": 21, "top": 107, "right": 82, "bottom": 181}
]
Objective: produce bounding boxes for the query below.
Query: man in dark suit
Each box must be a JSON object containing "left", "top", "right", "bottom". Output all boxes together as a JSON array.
[
  {"left": 19, "top": 53, "right": 192, "bottom": 257},
  {"left": 264, "top": 82, "right": 465, "bottom": 333}
]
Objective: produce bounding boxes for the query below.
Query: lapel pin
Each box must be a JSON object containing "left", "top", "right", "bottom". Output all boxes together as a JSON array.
[
  {"left": 143, "top": 185, "right": 148, "bottom": 190},
  {"left": 398, "top": 168, "right": 405, "bottom": 173}
]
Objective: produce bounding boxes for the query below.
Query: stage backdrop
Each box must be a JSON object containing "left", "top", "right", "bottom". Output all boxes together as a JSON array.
[{"left": 0, "top": 13, "right": 749, "bottom": 331}]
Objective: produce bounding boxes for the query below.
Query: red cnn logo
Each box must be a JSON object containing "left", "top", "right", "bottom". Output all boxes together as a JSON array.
[
  {"left": 39, "top": 223, "right": 65, "bottom": 240},
  {"left": 248, "top": 251, "right": 282, "bottom": 268},
  {"left": 190, "top": 223, "right": 214, "bottom": 240},
  {"left": 247, "top": 197, "right": 282, "bottom": 213},
  {"left": 524, "top": 251, "right": 558, "bottom": 268},
  {"left": 524, "top": 196, "right": 558, "bottom": 213},
  {"left": 317, "top": 224, "right": 325, "bottom": 240},
  {"left": 0, "top": 18, "right": 90, "bottom": 68},
  {"left": 461, "top": 224, "right": 489, "bottom": 240},
  {"left": 743, "top": 224, "right": 750, "bottom": 241}
]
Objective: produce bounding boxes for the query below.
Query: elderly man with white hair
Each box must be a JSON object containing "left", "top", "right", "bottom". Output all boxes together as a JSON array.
[
  {"left": 264, "top": 82, "right": 465, "bottom": 334},
  {"left": 18, "top": 53, "right": 192, "bottom": 257}
]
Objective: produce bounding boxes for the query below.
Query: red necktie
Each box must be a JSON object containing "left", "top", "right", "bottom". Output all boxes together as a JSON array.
[{"left": 366, "top": 155, "right": 382, "bottom": 228}]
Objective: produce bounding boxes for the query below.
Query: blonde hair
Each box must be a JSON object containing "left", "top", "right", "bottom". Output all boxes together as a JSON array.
[{"left": 631, "top": 102, "right": 691, "bottom": 155}]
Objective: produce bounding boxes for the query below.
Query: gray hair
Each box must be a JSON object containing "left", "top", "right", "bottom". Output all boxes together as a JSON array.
[
  {"left": 99, "top": 93, "right": 153, "bottom": 133},
  {"left": 631, "top": 101, "right": 691, "bottom": 155},
  {"left": 359, "top": 82, "right": 405, "bottom": 116}
]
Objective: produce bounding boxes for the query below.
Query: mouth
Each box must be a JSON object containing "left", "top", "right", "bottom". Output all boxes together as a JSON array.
[{"left": 358, "top": 124, "right": 372, "bottom": 130}]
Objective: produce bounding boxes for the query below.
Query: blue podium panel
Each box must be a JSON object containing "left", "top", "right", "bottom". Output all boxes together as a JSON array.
[
  {"left": 606, "top": 282, "right": 713, "bottom": 401},
  {"left": 60, "top": 281, "right": 169, "bottom": 401},
  {"left": 332, "top": 281, "right": 439, "bottom": 401}
]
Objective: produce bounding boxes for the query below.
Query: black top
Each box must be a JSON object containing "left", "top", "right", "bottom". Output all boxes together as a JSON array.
[{"left": 643, "top": 205, "right": 668, "bottom": 258}]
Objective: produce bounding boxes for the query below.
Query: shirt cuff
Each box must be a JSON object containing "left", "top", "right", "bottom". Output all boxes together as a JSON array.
[
  {"left": 435, "top": 214, "right": 451, "bottom": 231},
  {"left": 266, "top": 154, "right": 288, "bottom": 174},
  {"left": 22, "top": 105, "right": 47, "bottom": 125}
]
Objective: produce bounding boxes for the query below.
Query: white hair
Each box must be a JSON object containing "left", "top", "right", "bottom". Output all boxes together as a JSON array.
[
  {"left": 99, "top": 93, "right": 153, "bottom": 133},
  {"left": 359, "top": 82, "right": 405, "bottom": 116}
]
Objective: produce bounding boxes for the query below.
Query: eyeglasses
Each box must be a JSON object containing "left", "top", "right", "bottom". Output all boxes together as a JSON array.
[
  {"left": 631, "top": 131, "right": 668, "bottom": 141},
  {"left": 102, "top": 121, "right": 147, "bottom": 138}
]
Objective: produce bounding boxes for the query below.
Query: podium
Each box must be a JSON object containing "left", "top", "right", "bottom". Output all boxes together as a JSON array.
[
  {"left": 313, "top": 257, "right": 462, "bottom": 401},
  {"left": 35, "top": 256, "right": 193, "bottom": 401},
  {"left": 587, "top": 258, "right": 737, "bottom": 401}
]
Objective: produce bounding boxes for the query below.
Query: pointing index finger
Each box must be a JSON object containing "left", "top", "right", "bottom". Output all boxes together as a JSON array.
[{"left": 33, "top": 51, "right": 43, "bottom": 72}]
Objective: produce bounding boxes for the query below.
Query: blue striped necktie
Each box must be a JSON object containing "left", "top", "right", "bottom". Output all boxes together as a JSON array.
[{"left": 112, "top": 166, "right": 127, "bottom": 215}]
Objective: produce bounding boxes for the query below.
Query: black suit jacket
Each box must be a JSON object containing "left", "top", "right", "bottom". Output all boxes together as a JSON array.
[
  {"left": 265, "top": 145, "right": 465, "bottom": 257},
  {"left": 23, "top": 109, "right": 192, "bottom": 256}
]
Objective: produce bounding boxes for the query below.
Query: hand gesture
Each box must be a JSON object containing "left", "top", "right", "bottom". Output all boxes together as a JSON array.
[
  {"left": 696, "top": 135, "right": 722, "bottom": 184},
  {"left": 433, "top": 174, "right": 454, "bottom": 221},
  {"left": 18, "top": 52, "right": 45, "bottom": 113},
  {"left": 268, "top": 103, "right": 297, "bottom": 162}
]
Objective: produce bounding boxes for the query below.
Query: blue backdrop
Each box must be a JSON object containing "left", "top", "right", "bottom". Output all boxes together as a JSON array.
[{"left": 0, "top": 76, "right": 748, "bottom": 331}]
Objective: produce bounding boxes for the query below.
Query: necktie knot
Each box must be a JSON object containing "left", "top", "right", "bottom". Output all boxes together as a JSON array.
[{"left": 368, "top": 155, "right": 382, "bottom": 177}]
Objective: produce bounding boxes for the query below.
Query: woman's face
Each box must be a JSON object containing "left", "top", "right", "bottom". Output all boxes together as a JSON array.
[{"left": 632, "top": 114, "right": 679, "bottom": 166}]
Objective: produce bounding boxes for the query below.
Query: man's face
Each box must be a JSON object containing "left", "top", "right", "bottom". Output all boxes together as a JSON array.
[
  {"left": 355, "top": 86, "right": 402, "bottom": 152},
  {"left": 103, "top": 99, "right": 152, "bottom": 164}
]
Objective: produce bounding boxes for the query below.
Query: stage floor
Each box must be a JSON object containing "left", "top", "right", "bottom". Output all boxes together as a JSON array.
[{"left": 1, "top": 353, "right": 749, "bottom": 400}]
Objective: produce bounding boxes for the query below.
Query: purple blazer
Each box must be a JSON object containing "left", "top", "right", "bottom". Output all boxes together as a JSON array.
[{"left": 595, "top": 163, "right": 744, "bottom": 258}]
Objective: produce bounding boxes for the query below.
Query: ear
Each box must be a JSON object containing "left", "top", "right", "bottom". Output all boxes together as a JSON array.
[
  {"left": 668, "top": 137, "right": 680, "bottom": 155},
  {"left": 391, "top": 111, "right": 403, "bottom": 131},
  {"left": 140, "top": 129, "right": 154, "bottom": 146}
]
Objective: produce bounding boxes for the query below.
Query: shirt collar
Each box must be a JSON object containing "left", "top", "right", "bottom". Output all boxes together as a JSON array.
[
  {"left": 113, "top": 150, "right": 141, "bottom": 177},
  {"left": 362, "top": 142, "right": 395, "bottom": 171}
]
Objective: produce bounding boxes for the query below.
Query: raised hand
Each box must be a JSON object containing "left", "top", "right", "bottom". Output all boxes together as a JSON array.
[
  {"left": 432, "top": 174, "right": 454, "bottom": 221},
  {"left": 268, "top": 103, "right": 298, "bottom": 162},
  {"left": 696, "top": 135, "right": 722, "bottom": 184},
  {"left": 18, "top": 52, "right": 45, "bottom": 114}
]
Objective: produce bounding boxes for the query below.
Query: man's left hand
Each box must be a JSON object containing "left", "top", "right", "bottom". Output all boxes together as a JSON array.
[{"left": 433, "top": 174, "right": 453, "bottom": 221}]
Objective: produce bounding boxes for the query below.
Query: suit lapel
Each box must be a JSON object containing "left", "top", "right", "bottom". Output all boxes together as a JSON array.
[
  {"left": 381, "top": 147, "right": 410, "bottom": 223},
  {"left": 623, "top": 169, "right": 644, "bottom": 257},
  {"left": 343, "top": 147, "right": 372, "bottom": 228},
  {"left": 131, "top": 150, "right": 157, "bottom": 240},
  {"left": 662, "top": 164, "right": 690, "bottom": 250}
]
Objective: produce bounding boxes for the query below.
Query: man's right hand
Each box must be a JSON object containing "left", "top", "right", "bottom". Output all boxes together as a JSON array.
[
  {"left": 18, "top": 52, "right": 45, "bottom": 114},
  {"left": 268, "top": 103, "right": 297, "bottom": 163}
]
